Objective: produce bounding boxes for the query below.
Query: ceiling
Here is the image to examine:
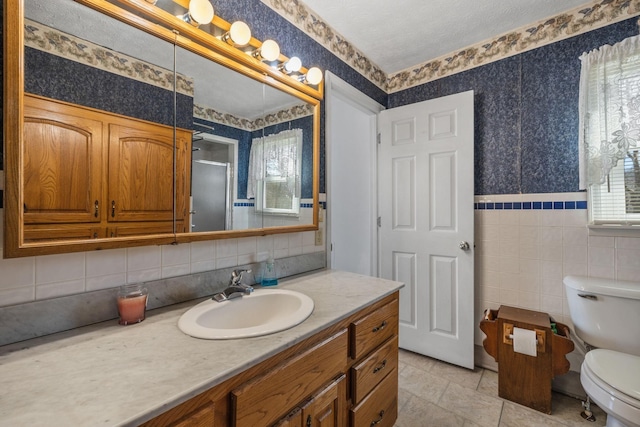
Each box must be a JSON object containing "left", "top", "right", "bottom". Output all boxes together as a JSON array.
[{"left": 300, "top": 0, "right": 593, "bottom": 74}]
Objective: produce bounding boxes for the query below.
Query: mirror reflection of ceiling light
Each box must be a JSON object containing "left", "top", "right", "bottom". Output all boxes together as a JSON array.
[
  {"left": 253, "top": 39, "right": 280, "bottom": 62},
  {"left": 222, "top": 21, "right": 251, "bottom": 47},
  {"left": 182, "top": 0, "right": 214, "bottom": 27}
]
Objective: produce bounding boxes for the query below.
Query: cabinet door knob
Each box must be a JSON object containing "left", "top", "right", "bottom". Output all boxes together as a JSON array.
[
  {"left": 111, "top": 200, "right": 116, "bottom": 218},
  {"left": 94, "top": 200, "right": 99, "bottom": 218},
  {"left": 306, "top": 414, "right": 312, "bottom": 427}
]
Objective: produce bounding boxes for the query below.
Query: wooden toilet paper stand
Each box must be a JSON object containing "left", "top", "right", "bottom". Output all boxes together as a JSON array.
[{"left": 479, "top": 305, "right": 574, "bottom": 414}]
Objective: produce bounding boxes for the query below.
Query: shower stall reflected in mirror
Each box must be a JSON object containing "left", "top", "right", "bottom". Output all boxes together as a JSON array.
[{"left": 190, "top": 133, "right": 236, "bottom": 232}]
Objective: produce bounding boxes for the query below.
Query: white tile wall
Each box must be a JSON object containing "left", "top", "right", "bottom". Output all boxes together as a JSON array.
[
  {"left": 474, "top": 192, "right": 640, "bottom": 346},
  {"left": 0, "top": 204, "right": 326, "bottom": 308}
]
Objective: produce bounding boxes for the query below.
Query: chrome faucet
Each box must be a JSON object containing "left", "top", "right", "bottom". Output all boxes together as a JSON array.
[{"left": 212, "top": 269, "right": 253, "bottom": 302}]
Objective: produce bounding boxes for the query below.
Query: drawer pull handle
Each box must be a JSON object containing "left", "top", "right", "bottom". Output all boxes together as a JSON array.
[
  {"left": 372, "top": 320, "right": 388, "bottom": 333},
  {"left": 370, "top": 410, "right": 385, "bottom": 426},
  {"left": 373, "top": 359, "right": 387, "bottom": 373}
]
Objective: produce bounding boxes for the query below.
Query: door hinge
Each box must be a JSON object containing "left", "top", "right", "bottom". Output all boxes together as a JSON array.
[
  {"left": 377, "top": 133, "right": 381, "bottom": 144},
  {"left": 377, "top": 216, "right": 381, "bottom": 227}
]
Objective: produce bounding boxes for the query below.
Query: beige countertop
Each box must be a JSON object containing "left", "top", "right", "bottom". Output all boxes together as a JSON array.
[{"left": 0, "top": 270, "right": 403, "bottom": 426}]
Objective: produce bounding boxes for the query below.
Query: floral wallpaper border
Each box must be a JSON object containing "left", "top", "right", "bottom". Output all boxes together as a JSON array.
[
  {"left": 262, "top": 0, "right": 640, "bottom": 93},
  {"left": 24, "top": 19, "right": 194, "bottom": 97},
  {"left": 194, "top": 102, "right": 314, "bottom": 131}
]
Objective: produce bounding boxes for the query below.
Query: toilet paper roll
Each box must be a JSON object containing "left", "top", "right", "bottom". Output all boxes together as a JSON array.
[{"left": 512, "top": 327, "right": 537, "bottom": 356}]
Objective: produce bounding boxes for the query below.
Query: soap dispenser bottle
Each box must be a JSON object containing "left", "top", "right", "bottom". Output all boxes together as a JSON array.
[{"left": 261, "top": 255, "right": 278, "bottom": 286}]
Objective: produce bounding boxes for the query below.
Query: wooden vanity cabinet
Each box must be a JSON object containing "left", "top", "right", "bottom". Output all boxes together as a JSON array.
[
  {"left": 348, "top": 300, "right": 399, "bottom": 427},
  {"left": 300, "top": 375, "right": 347, "bottom": 427},
  {"left": 232, "top": 330, "right": 348, "bottom": 427},
  {"left": 142, "top": 292, "right": 399, "bottom": 427},
  {"left": 22, "top": 94, "right": 191, "bottom": 241},
  {"left": 274, "top": 375, "right": 346, "bottom": 427}
]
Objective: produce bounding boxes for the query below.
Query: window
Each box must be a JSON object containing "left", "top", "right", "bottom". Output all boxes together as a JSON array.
[
  {"left": 579, "top": 35, "right": 640, "bottom": 225},
  {"left": 247, "top": 129, "right": 302, "bottom": 216}
]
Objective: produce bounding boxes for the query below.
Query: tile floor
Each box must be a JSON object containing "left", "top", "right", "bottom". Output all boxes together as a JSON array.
[{"left": 395, "top": 349, "right": 607, "bottom": 427}]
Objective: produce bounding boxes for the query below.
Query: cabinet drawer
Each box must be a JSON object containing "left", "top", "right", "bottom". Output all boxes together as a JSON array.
[
  {"left": 350, "top": 369, "right": 397, "bottom": 427},
  {"left": 350, "top": 300, "right": 398, "bottom": 360},
  {"left": 232, "top": 329, "right": 348, "bottom": 427},
  {"left": 351, "top": 336, "right": 398, "bottom": 404}
]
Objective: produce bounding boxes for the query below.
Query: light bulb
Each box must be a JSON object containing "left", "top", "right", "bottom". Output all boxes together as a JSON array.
[
  {"left": 188, "top": 0, "right": 214, "bottom": 26},
  {"left": 305, "top": 67, "right": 323, "bottom": 85},
  {"left": 283, "top": 57, "right": 302, "bottom": 73},
  {"left": 228, "top": 21, "right": 251, "bottom": 46},
  {"left": 259, "top": 40, "right": 280, "bottom": 62}
]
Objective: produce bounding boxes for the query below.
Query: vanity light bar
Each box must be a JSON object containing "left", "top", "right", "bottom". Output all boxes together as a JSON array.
[{"left": 172, "top": 0, "right": 322, "bottom": 85}]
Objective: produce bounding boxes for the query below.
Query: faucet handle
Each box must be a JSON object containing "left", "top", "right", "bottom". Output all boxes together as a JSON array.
[{"left": 231, "top": 269, "right": 252, "bottom": 285}]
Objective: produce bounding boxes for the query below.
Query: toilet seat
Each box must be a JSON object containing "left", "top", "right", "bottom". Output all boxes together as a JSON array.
[
  {"left": 585, "top": 349, "right": 640, "bottom": 405},
  {"left": 582, "top": 349, "right": 640, "bottom": 427}
]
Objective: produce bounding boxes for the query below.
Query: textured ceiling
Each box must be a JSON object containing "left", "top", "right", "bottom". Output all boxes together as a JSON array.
[{"left": 301, "top": 0, "right": 593, "bottom": 74}]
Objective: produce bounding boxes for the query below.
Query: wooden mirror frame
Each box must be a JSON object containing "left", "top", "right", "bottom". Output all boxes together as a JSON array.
[{"left": 3, "top": 0, "right": 322, "bottom": 258}]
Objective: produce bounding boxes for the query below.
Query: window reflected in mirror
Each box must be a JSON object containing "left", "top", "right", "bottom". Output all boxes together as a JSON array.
[{"left": 250, "top": 129, "right": 303, "bottom": 216}]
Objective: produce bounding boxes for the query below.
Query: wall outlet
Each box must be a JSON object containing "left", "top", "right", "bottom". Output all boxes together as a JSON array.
[{"left": 315, "top": 229, "right": 323, "bottom": 246}]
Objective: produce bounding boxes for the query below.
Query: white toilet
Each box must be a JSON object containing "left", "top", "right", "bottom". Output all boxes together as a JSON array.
[{"left": 564, "top": 276, "right": 640, "bottom": 427}]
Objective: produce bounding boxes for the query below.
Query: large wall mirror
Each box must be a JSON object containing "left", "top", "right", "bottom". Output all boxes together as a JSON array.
[{"left": 4, "top": 0, "right": 321, "bottom": 258}]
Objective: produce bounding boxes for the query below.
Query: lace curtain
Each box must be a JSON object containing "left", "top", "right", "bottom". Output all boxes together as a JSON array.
[
  {"left": 247, "top": 128, "right": 302, "bottom": 199},
  {"left": 579, "top": 34, "right": 640, "bottom": 189}
]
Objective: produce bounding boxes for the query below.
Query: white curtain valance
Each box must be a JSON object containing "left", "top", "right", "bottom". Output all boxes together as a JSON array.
[
  {"left": 579, "top": 34, "right": 640, "bottom": 189},
  {"left": 247, "top": 128, "right": 302, "bottom": 199}
]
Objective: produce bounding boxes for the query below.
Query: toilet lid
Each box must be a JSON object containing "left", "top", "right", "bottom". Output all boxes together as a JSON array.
[{"left": 585, "top": 349, "right": 640, "bottom": 402}]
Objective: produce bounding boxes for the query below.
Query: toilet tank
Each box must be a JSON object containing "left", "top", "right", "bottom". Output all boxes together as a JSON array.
[{"left": 563, "top": 276, "right": 640, "bottom": 356}]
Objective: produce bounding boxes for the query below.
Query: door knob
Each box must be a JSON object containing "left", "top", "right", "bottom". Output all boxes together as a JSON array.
[{"left": 459, "top": 241, "right": 470, "bottom": 251}]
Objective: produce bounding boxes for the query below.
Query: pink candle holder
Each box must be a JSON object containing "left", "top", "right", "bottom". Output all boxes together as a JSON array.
[{"left": 117, "top": 284, "right": 148, "bottom": 325}]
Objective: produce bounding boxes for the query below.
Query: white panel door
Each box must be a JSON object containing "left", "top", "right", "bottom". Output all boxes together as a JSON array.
[{"left": 378, "top": 91, "right": 475, "bottom": 369}]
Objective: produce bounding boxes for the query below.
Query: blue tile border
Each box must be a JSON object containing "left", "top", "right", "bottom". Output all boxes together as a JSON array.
[
  {"left": 475, "top": 200, "right": 587, "bottom": 210},
  {"left": 233, "top": 201, "right": 327, "bottom": 209}
]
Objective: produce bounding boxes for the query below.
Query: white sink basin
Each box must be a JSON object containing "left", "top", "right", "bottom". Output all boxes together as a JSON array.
[{"left": 178, "top": 288, "right": 314, "bottom": 339}]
